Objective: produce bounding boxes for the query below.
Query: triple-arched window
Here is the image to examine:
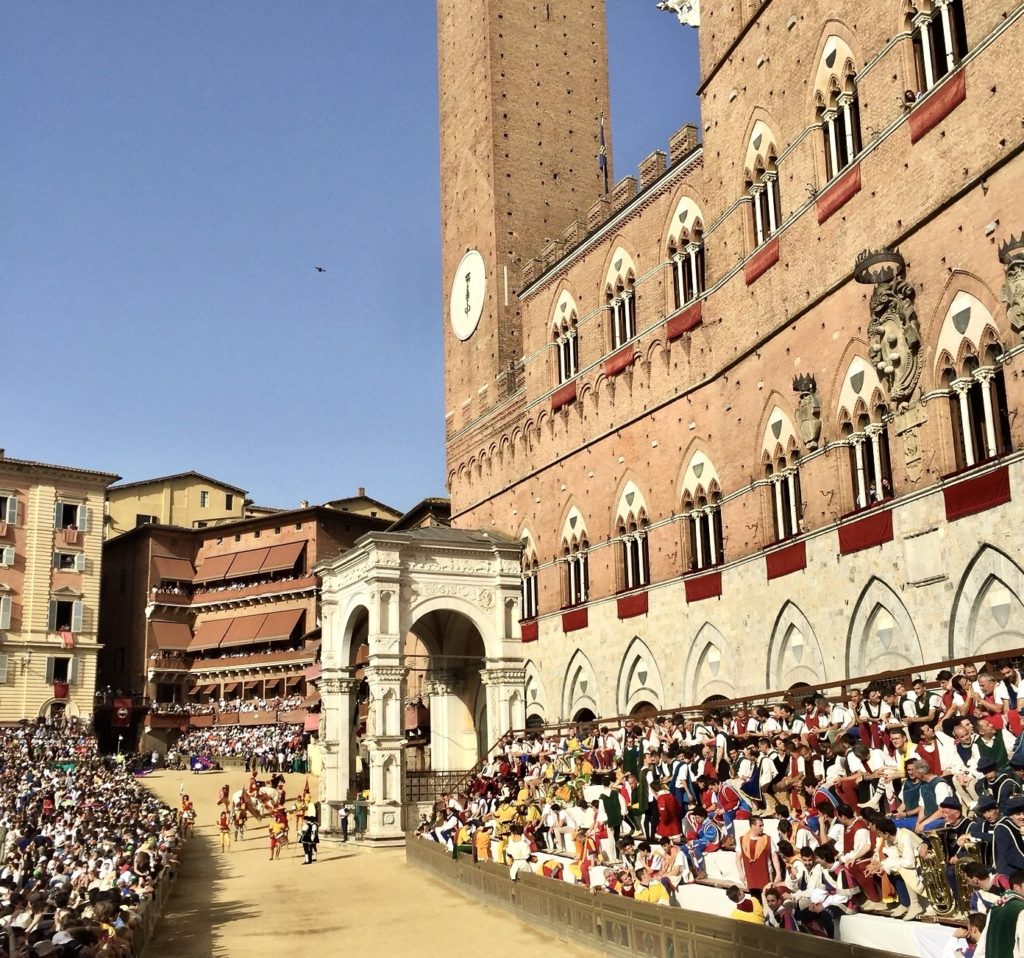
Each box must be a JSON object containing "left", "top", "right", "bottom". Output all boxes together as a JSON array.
[
  {"left": 744, "top": 123, "right": 782, "bottom": 249},
  {"left": 909, "top": 0, "right": 968, "bottom": 93},
  {"left": 814, "top": 38, "right": 863, "bottom": 181}
]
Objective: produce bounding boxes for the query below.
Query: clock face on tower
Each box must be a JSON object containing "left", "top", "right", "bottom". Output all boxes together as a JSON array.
[{"left": 449, "top": 249, "right": 486, "bottom": 341}]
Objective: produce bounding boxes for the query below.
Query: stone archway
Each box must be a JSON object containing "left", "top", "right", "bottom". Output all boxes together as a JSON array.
[
  {"left": 846, "top": 577, "right": 923, "bottom": 677},
  {"left": 950, "top": 546, "right": 1024, "bottom": 659},
  {"left": 317, "top": 525, "right": 525, "bottom": 842}
]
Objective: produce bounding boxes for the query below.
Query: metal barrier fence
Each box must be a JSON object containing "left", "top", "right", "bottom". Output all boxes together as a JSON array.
[
  {"left": 404, "top": 769, "right": 472, "bottom": 804},
  {"left": 406, "top": 837, "right": 892, "bottom": 958}
]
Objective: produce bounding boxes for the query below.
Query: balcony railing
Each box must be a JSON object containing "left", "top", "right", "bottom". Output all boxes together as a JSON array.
[
  {"left": 151, "top": 575, "right": 318, "bottom": 609},
  {"left": 190, "top": 648, "right": 315, "bottom": 672}
]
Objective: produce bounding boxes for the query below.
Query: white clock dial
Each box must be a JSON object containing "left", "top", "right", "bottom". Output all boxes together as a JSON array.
[{"left": 450, "top": 249, "right": 486, "bottom": 341}]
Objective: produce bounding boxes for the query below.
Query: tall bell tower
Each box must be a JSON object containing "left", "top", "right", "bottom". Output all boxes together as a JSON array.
[{"left": 437, "top": 0, "right": 613, "bottom": 442}]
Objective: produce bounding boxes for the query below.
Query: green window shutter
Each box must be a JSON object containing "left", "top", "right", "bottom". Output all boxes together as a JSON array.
[
  {"left": 47, "top": 600, "right": 57, "bottom": 632},
  {"left": 0, "top": 597, "right": 10, "bottom": 631},
  {"left": 71, "top": 601, "right": 84, "bottom": 633},
  {"left": 45, "top": 657, "right": 55, "bottom": 684}
]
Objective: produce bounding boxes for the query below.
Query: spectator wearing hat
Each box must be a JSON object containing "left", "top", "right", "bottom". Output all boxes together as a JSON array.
[
  {"left": 299, "top": 814, "right": 319, "bottom": 865},
  {"left": 959, "top": 796, "right": 1001, "bottom": 869},
  {"left": 976, "top": 756, "right": 1021, "bottom": 815},
  {"left": 994, "top": 796, "right": 1024, "bottom": 878}
]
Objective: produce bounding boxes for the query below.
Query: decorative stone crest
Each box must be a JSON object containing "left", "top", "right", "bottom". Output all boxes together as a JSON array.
[
  {"left": 999, "top": 233, "right": 1024, "bottom": 341},
  {"left": 657, "top": 0, "right": 700, "bottom": 26},
  {"left": 855, "top": 248, "right": 921, "bottom": 409},
  {"left": 792, "top": 374, "right": 822, "bottom": 450}
]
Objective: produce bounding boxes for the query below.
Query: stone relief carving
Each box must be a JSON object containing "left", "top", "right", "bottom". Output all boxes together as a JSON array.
[
  {"left": 792, "top": 374, "right": 822, "bottom": 451},
  {"left": 855, "top": 249, "right": 921, "bottom": 409},
  {"left": 1000, "top": 234, "right": 1024, "bottom": 341},
  {"left": 657, "top": 0, "right": 700, "bottom": 26},
  {"left": 893, "top": 405, "right": 928, "bottom": 484}
]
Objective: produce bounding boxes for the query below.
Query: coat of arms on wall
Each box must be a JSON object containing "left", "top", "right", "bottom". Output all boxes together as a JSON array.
[
  {"left": 855, "top": 248, "right": 921, "bottom": 410},
  {"left": 792, "top": 374, "right": 822, "bottom": 450},
  {"left": 999, "top": 234, "right": 1024, "bottom": 342}
]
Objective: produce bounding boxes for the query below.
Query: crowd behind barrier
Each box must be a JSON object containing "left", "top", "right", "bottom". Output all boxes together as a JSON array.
[
  {"left": 419, "top": 658, "right": 1024, "bottom": 956},
  {"left": 0, "top": 719, "right": 183, "bottom": 957},
  {"left": 173, "top": 724, "right": 307, "bottom": 770}
]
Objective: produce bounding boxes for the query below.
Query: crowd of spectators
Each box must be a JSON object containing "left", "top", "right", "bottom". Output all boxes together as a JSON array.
[
  {"left": 174, "top": 724, "right": 307, "bottom": 771},
  {"left": 0, "top": 718, "right": 182, "bottom": 956},
  {"left": 150, "top": 695, "right": 306, "bottom": 717},
  {"left": 151, "top": 572, "right": 306, "bottom": 600},
  {"left": 420, "top": 659, "right": 1024, "bottom": 952}
]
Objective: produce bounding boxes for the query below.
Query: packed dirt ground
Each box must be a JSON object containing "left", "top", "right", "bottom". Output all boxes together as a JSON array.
[{"left": 143, "top": 769, "right": 597, "bottom": 958}]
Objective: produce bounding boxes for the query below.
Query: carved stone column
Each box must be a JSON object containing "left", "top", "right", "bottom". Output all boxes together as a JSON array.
[
  {"left": 423, "top": 671, "right": 467, "bottom": 771},
  {"left": 479, "top": 667, "right": 527, "bottom": 749},
  {"left": 318, "top": 674, "right": 359, "bottom": 834},
  {"left": 362, "top": 664, "right": 407, "bottom": 842}
]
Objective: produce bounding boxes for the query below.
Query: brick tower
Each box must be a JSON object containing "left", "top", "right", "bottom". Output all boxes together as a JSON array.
[{"left": 437, "top": 0, "right": 612, "bottom": 448}]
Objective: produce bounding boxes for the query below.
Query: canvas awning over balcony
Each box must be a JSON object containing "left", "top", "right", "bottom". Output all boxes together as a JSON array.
[
  {"left": 149, "top": 621, "right": 193, "bottom": 651},
  {"left": 152, "top": 555, "right": 195, "bottom": 582}
]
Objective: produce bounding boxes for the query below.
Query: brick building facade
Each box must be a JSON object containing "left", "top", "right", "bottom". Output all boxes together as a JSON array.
[
  {"left": 99, "top": 502, "right": 395, "bottom": 747},
  {"left": 440, "top": 0, "right": 1024, "bottom": 724}
]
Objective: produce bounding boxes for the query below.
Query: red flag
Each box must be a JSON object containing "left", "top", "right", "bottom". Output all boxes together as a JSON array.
[{"left": 112, "top": 698, "right": 133, "bottom": 727}]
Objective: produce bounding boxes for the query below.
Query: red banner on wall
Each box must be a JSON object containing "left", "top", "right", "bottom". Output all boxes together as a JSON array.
[{"left": 112, "top": 698, "right": 133, "bottom": 727}]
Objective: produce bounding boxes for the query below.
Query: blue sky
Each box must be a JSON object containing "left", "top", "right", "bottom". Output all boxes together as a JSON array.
[{"left": 3, "top": 3, "right": 699, "bottom": 512}]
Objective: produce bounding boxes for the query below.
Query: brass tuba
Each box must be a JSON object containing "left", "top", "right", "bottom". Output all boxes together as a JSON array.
[{"left": 916, "top": 828, "right": 965, "bottom": 919}]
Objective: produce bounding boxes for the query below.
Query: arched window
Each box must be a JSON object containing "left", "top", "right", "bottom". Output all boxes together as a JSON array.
[
  {"left": 669, "top": 235, "right": 706, "bottom": 312},
  {"left": 935, "top": 294, "right": 1012, "bottom": 471},
  {"left": 616, "top": 516, "right": 650, "bottom": 592},
  {"left": 607, "top": 276, "right": 636, "bottom": 350},
  {"left": 765, "top": 458, "right": 803, "bottom": 542},
  {"left": 745, "top": 124, "right": 782, "bottom": 249},
  {"left": 815, "top": 40, "right": 863, "bottom": 181},
  {"left": 910, "top": 0, "right": 968, "bottom": 93},
  {"left": 520, "top": 536, "right": 539, "bottom": 621},
  {"left": 553, "top": 313, "right": 579, "bottom": 384},
  {"left": 944, "top": 354, "right": 1011, "bottom": 471},
  {"left": 762, "top": 407, "right": 803, "bottom": 542},
  {"left": 680, "top": 454, "right": 724, "bottom": 572},
  {"left": 683, "top": 492, "right": 724, "bottom": 572},
  {"left": 561, "top": 535, "right": 590, "bottom": 607},
  {"left": 841, "top": 406, "right": 894, "bottom": 510},
  {"left": 559, "top": 508, "right": 590, "bottom": 608}
]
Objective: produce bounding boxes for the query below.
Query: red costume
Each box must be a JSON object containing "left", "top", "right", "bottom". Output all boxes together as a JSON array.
[
  {"left": 655, "top": 792, "right": 682, "bottom": 838},
  {"left": 739, "top": 833, "right": 772, "bottom": 892}
]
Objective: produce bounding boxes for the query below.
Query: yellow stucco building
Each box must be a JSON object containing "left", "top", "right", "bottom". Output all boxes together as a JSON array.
[
  {"left": 105, "top": 471, "right": 247, "bottom": 538},
  {"left": 0, "top": 451, "right": 119, "bottom": 722}
]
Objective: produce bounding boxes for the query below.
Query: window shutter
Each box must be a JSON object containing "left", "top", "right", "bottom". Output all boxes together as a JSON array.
[
  {"left": 559, "top": 559, "right": 569, "bottom": 609},
  {"left": 52, "top": 553, "right": 61, "bottom": 570},
  {"left": 75, "top": 553, "right": 87, "bottom": 572},
  {"left": 47, "top": 600, "right": 57, "bottom": 632},
  {"left": 0, "top": 596, "right": 10, "bottom": 630},
  {"left": 5, "top": 496, "right": 16, "bottom": 525},
  {"left": 1, "top": 547, "right": 12, "bottom": 567},
  {"left": 69, "top": 656, "right": 79, "bottom": 685},
  {"left": 77, "top": 504, "right": 89, "bottom": 533},
  {"left": 0, "top": 654, "right": 8, "bottom": 684},
  {"left": 71, "top": 600, "right": 84, "bottom": 633},
  {"left": 45, "top": 657, "right": 55, "bottom": 684},
  {"left": 53, "top": 501, "right": 61, "bottom": 529}
]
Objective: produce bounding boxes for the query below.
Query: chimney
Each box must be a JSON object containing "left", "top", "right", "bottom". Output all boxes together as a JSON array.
[
  {"left": 357, "top": 486, "right": 365, "bottom": 497},
  {"left": 299, "top": 500, "right": 309, "bottom": 509}
]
